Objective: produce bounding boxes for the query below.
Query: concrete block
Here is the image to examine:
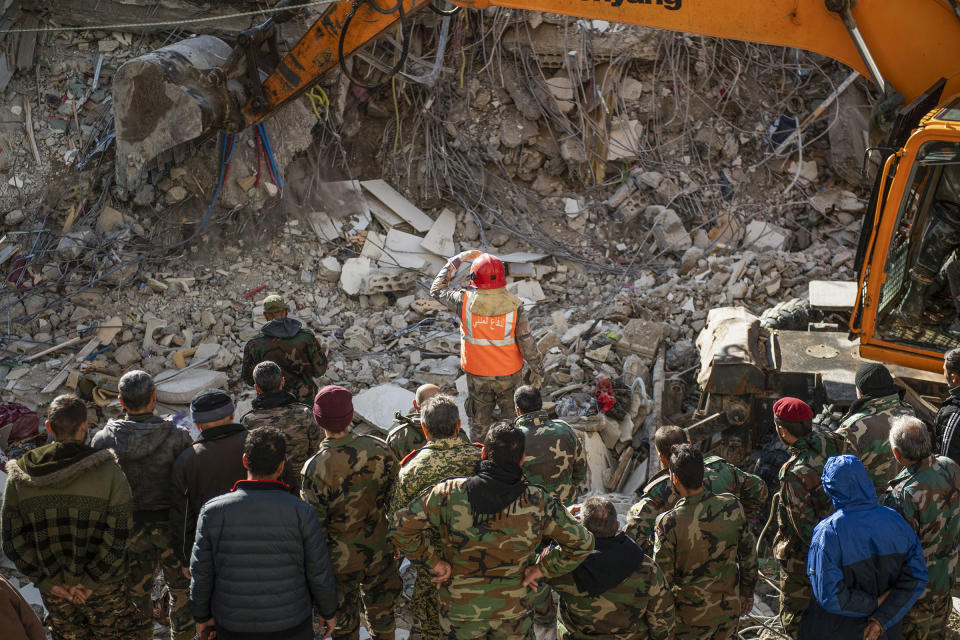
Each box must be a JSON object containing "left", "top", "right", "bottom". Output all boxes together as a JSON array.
[
  {"left": 809, "top": 280, "right": 857, "bottom": 311},
  {"left": 361, "top": 231, "right": 386, "bottom": 261},
  {"left": 354, "top": 384, "right": 415, "bottom": 432},
  {"left": 652, "top": 208, "right": 691, "bottom": 253},
  {"left": 742, "top": 220, "right": 791, "bottom": 252},
  {"left": 358, "top": 268, "right": 419, "bottom": 295},
  {"left": 507, "top": 279, "right": 545, "bottom": 303},
  {"left": 340, "top": 257, "right": 371, "bottom": 296},
  {"left": 421, "top": 208, "right": 457, "bottom": 257}
]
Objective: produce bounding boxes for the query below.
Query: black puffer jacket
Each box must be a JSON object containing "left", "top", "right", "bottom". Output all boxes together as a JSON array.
[
  {"left": 90, "top": 413, "right": 193, "bottom": 514},
  {"left": 188, "top": 481, "right": 338, "bottom": 635},
  {"left": 935, "top": 386, "right": 960, "bottom": 464}
]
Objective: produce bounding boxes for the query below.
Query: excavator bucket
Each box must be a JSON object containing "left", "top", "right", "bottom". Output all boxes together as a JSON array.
[{"left": 112, "top": 35, "right": 240, "bottom": 194}]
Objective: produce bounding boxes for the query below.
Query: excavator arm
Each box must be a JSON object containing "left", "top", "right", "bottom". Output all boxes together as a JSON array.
[{"left": 114, "top": 0, "right": 960, "bottom": 191}]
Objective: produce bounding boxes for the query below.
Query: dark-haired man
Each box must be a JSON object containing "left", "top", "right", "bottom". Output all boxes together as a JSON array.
[
  {"left": 190, "top": 427, "right": 338, "bottom": 640},
  {"left": 92, "top": 370, "right": 194, "bottom": 640},
  {"left": 652, "top": 444, "right": 757, "bottom": 639},
  {"left": 625, "top": 425, "right": 767, "bottom": 549},
  {"left": 389, "top": 394, "right": 482, "bottom": 640},
  {"left": 391, "top": 422, "right": 594, "bottom": 640},
  {"left": 542, "top": 496, "right": 675, "bottom": 639},
  {"left": 770, "top": 397, "right": 847, "bottom": 638},
  {"left": 2, "top": 394, "right": 143, "bottom": 639},
  {"left": 935, "top": 347, "right": 960, "bottom": 463},
  {"left": 514, "top": 385, "right": 585, "bottom": 506},
  {"left": 240, "top": 360, "right": 319, "bottom": 477}
]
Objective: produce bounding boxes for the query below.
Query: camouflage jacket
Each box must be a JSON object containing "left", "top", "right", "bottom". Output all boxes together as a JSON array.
[
  {"left": 653, "top": 491, "right": 757, "bottom": 631},
  {"left": 300, "top": 430, "right": 397, "bottom": 576},
  {"left": 239, "top": 390, "right": 319, "bottom": 476},
  {"left": 386, "top": 410, "right": 472, "bottom": 461},
  {"left": 773, "top": 430, "right": 847, "bottom": 563},
  {"left": 625, "top": 455, "right": 768, "bottom": 549},
  {"left": 430, "top": 260, "right": 540, "bottom": 368},
  {"left": 515, "top": 411, "right": 586, "bottom": 506},
  {"left": 389, "top": 437, "right": 482, "bottom": 514},
  {"left": 240, "top": 318, "right": 327, "bottom": 404},
  {"left": 837, "top": 393, "right": 916, "bottom": 494},
  {"left": 882, "top": 455, "right": 960, "bottom": 598},
  {"left": 547, "top": 535, "right": 675, "bottom": 640},
  {"left": 390, "top": 477, "right": 594, "bottom": 622}
]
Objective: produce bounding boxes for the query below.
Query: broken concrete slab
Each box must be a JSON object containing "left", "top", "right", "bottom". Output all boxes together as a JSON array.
[
  {"left": 651, "top": 208, "right": 691, "bottom": 254},
  {"left": 353, "top": 384, "right": 415, "bottom": 432},
  {"left": 606, "top": 119, "right": 642, "bottom": 161},
  {"left": 742, "top": 219, "right": 791, "bottom": 252},
  {"left": 361, "top": 231, "right": 386, "bottom": 261},
  {"left": 361, "top": 179, "right": 434, "bottom": 233},
  {"left": 420, "top": 208, "right": 457, "bottom": 257},
  {"left": 809, "top": 188, "right": 865, "bottom": 214},
  {"left": 340, "top": 257, "right": 371, "bottom": 296},
  {"left": 155, "top": 368, "right": 228, "bottom": 404},
  {"left": 380, "top": 228, "right": 431, "bottom": 270},
  {"left": 507, "top": 279, "right": 545, "bottom": 303}
]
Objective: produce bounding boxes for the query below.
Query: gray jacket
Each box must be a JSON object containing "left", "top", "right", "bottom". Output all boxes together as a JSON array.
[
  {"left": 91, "top": 414, "right": 193, "bottom": 514},
  {"left": 189, "top": 481, "right": 337, "bottom": 633}
]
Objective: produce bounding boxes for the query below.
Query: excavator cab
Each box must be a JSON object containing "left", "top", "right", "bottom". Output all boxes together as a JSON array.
[{"left": 852, "top": 93, "right": 960, "bottom": 372}]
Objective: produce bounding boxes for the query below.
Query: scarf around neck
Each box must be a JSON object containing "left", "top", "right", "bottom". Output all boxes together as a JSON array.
[
  {"left": 572, "top": 532, "right": 645, "bottom": 597},
  {"left": 464, "top": 459, "right": 527, "bottom": 523}
]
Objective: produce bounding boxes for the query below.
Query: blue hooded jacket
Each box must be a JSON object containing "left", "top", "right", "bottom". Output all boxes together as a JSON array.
[{"left": 800, "top": 455, "right": 927, "bottom": 639}]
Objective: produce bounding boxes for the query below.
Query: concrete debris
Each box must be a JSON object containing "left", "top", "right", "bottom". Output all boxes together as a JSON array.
[
  {"left": 742, "top": 220, "right": 792, "bottom": 252},
  {"left": 507, "top": 279, "right": 545, "bottom": 304},
  {"left": 420, "top": 208, "right": 457, "bottom": 257},
  {"left": 651, "top": 208, "right": 692, "bottom": 254},
  {"left": 353, "top": 384, "right": 415, "bottom": 432},
  {"left": 154, "top": 368, "right": 228, "bottom": 404},
  {"left": 361, "top": 180, "right": 435, "bottom": 233}
]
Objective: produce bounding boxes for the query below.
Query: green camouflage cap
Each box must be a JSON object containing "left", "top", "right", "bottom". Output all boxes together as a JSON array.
[{"left": 262, "top": 294, "right": 287, "bottom": 314}]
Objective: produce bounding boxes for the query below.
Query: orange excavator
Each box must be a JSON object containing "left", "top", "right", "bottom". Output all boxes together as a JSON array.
[{"left": 113, "top": 0, "right": 960, "bottom": 380}]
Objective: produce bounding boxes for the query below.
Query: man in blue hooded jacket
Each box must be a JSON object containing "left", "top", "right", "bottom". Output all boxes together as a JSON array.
[{"left": 801, "top": 455, "right": 927, "bottom": 640}]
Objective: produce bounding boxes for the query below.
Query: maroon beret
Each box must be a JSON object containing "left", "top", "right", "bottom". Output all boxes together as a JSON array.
[
  {"left": 313, "top": 385, "right": 354, "bottom": 432},
  {"left": 772, "top": 397, "right": 813, "bottom": 422}
]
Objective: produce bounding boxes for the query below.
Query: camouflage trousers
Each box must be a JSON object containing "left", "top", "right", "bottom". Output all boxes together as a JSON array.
[
  {"left": 532, "top": 581, "right": 557, "bottom": 625},
  {"left": 442, "top": 614, "right": 534, "bottom": 640},
  {"left": 289, "top": 379, "right": 319, "bottom": 405},
  {"left": 778, "top": 557, "right": 811, "bottom": 639},
  {"left": 466, "top": 371, "right": 523, "bottom": 442},
  {"left": 128, "top": 520, "right": 192, "bottom": 640},
  {"left": 902, "top": 592, "right": 951, "bottom": 640},
  {"left": 412, "top": 568, "right": 445, "bottom": 640},
  {"left": 675, "top": 600, "right": 738, "bottom": 639},
  {"left": 43, "top": 580, "right": 144, "bottom": 640},
  {"left": 334, "top": 557, "right": 402, "bottom": 640}
]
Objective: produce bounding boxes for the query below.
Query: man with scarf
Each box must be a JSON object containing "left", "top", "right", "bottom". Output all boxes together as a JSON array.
[
  {"left": 934, "top": 347, "right": 960, "bottom": 463},
  {"left": 240, "top": 360, "right": 319, "bottom": 478},
  {"left": 391, "top": 422, "right": 594, "bottom": 640},
  {"left": 837, "top": 363, "right": 917, "bottom": 494},
  {"left": 652, "top": 444, "right": 757, "bottom": 640},
  {"left": 530, "top": 496, "right": 674, "bottom": 639}
]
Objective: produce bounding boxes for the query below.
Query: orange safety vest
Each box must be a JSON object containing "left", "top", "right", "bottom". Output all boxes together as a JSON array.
[{"left": 459, "top": 291, "right": 524, "bottom": 377}]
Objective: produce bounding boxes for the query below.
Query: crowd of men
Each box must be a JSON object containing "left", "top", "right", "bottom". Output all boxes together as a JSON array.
[{"left": 2, "top": 250, "right": 960, "bottom": 640}]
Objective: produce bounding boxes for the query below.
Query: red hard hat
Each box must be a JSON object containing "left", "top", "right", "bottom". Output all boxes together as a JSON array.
[{"left": 470, "top": 253, "right": 506, "bottom": 289}]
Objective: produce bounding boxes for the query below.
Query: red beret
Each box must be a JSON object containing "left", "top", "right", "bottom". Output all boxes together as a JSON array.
[
  {"left": 772, "top": 397, "right": 813, "bottom": 422},
  {"left": 314, "top": 385, "right": 354, "bottom": 432}
]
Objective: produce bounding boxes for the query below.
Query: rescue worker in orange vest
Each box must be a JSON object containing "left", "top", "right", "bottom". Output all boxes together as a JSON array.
[{"left": 431, "top": 250, "right": 543, "bottom": 441}]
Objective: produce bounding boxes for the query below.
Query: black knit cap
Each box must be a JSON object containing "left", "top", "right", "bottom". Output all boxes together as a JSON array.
[
  {"left": 854, "top": 363, "right": 898, "bottom": 398},
  {"left": 190, "top": 388, "right": 235, "bottom": 424}
]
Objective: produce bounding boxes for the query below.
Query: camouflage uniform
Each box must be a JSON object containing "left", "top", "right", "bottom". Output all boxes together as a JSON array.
[
  {"left": 882, "top": 454, "right": 960, "bottom": 640},
  {"left": 430, "top": 260, "right": 541, "bottom": 442},
  {"left": 390, "top": 474, "right": 594, "bottom": 640},
  {"left": 126, "top": 521, "right": 191, "bottom": 640},
  {"left": 301, "top": 431, "right": 401, "bottom": 640},
  {"left": 241, "top": 320, "right": 327, "bottom": 404},
  {"left": 390, "top": 438, "right": 483, "bottom": 640},
  {"left": 239, "top": 391, "right": 320, "bottom": 476},
  {"left": 837, "top": 393, "right": 916, "bottom": 494},
  {"left": 515, "top": 411, "right": 587, "bottom": 506},
  {"left": 773, "top": 430, "right": 847, "bottom": 638},
  {"left": 653, "top": 490, "right": 757, "bottom": 640},
  {"left": 386, "top": 410, "right": 472, "bottom": 461},
  {"left": 43, "top": 581, "right": 144, "bottom": 640},
  {"left": 547, "top": 543, "right": 675, "bottom": 640},
  {"left": 625, "top": 455, "right": 768, "bottom": 550}
]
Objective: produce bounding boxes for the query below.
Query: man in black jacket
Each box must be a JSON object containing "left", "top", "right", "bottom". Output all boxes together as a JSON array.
[
  {"left": 190, "top": 427, "right": 338, "bottom": 640},
  {"left": 91, "top": 370, "right": 194, "bottom": 640},
  {"left": 936, "top": 348, "right": 960, "bottom": 463}
]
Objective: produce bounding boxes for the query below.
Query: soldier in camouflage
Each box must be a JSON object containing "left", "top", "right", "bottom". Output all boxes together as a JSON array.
[
  {"left": 542, "top": 496, "right": 675, "bottom": 640},
  {"left": 652, "top": 444, "right": 757, "bottom": 640},
  {"left": 770, "top": 397, "right": 847, "bottom": 639},
  {"left": 239, "top": 361, "right": 319, "bottom": 481},
  {"left": 241, "top": 294, "right": 327, "bottom": 404},
  {"left": 391, "top": 423, "right": 594, "bottom": 640},
  {"left": 625, "top": 425, "right": 767, "bottom": 550},
  {"left": 836, "top": 363, "right": 917, "bottom": 494},
  {"left": 431, "top": 251, "right": 542, "bottom": 442},
  {"left": 882, "top": 416, "right": 960, "bottom": 640},
  {"left": 300, "top": 386, "right": 401, "bottom": 640},
  {"left": 513, "top": 385, "right": 586, "bottom": 506},
  {"left": 389, "top": 394, "right": 482, "bottom": 640},
  {"left": 387, "top": 384, "right": 471, "bottom": 460}
]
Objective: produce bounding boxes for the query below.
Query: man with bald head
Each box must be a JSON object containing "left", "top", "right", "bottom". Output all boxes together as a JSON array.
[{"left": 387, "top": 384, "right": 471, "bottom": 459}]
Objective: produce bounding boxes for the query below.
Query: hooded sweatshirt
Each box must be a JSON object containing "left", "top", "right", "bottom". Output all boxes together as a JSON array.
[
  {"left": 240, "top": 318, "right": 327, "bottom": 403},
  {"left": 91, "top": 413, "right": 193, "bottom": 516},
  {"left": 0, "top": 442, "right": 133, "bottom": 592},
  {"left": 801, "top": 455, "right": 927, "bottom": 639}
]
